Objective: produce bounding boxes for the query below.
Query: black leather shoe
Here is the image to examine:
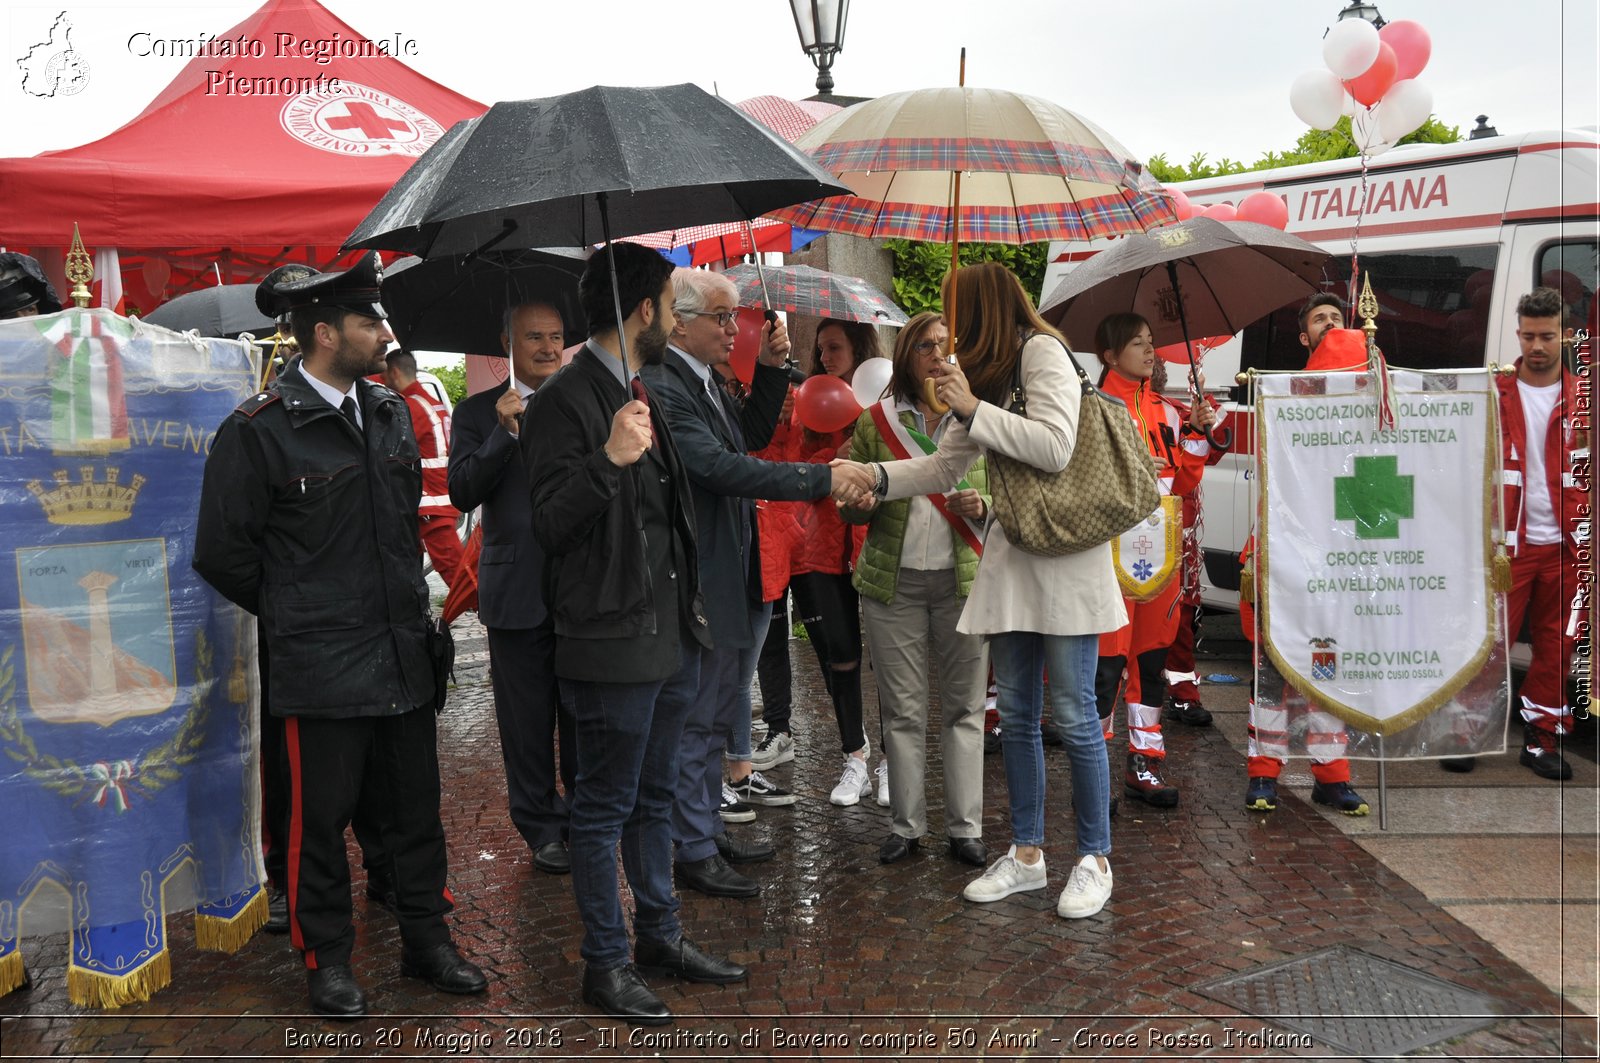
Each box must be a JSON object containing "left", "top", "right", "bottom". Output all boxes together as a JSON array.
[
  {"left": 1440, "top": 756, "right": 1476, "bottom": 773},
  {"left": 714, "top": 832, "right": 775, "bottom": 864},
  {"left": 532, "top": 841, "right": 571, "bottom": 874},
  {"left": 947, "top": 836, "right": 987, "bottom": 867},
  {"left": 675, "top": 854, "right": 759, "bottom": 898},
  {"left": 307, "top": 964, "right": 367, "bottom": 1018},
  {"left": 365, "top": 876, "right": 398, "bottom": 915},
  {"left": 635, "top": 935, "right": 748, "bottom": 984},
  {"left": 878, "top": 833, "right": 920, "bottom": 864},
  {"left": 400, "top": 942, "right": 488, "bottom": 994},
  {"left": 582, "top": 964, "right": 671, "bottom": 1026},
  {"left": 264, "top": 886, "right": 289, "bottom": 934}
]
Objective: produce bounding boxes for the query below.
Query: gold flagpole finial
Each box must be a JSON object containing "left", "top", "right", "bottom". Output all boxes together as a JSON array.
[
  {"left": 1357, "top": 271, "right": 1379, "bottom": 342},
  {"left": 65, "top": 224, "right": 94, "bottom": 309}
]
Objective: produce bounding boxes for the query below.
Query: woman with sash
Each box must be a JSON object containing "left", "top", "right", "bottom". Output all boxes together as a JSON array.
[
  {"left": 1091, "top": 313, "right": 1215, "bottom": 809},
  {"left": 842, "top": 312, "right": 990, "bottom": 867}
]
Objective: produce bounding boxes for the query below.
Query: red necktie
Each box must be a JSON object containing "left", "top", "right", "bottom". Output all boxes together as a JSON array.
[{"left": 630, "top": 378, "right": 654, "bottom": 447}]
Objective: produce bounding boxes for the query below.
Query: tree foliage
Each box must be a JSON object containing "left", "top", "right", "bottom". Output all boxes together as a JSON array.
[
  {"left": 885, "top": 239, "right": 1050, "bottom": 313},
  {"left": 430, "top": 361, "right": 467, "bottom": 405},
  {"left": 1148, "top": 117, "right": 1461, "bottom": 184}
]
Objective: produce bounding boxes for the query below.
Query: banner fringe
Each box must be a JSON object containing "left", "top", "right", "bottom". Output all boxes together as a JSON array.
[
  {"left": 195, "top": 890, "right": 267, "bottom": 953},
  {"left": 66, "top": 950, "right": 170, "bottom": 1009},
  {"left": 0, "top": 950, "right": 26, "bottom": 996}
]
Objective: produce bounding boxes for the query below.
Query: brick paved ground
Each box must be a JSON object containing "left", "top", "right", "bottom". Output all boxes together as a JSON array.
[{"left": 1, "top": 619, "right": 1593, "bottom": 1060}]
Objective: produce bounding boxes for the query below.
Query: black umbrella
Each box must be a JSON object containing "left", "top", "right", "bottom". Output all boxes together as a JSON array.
[
  {"left": 1039, "top": 217, "right": 1329, "bottom": 449},
  {"left": 144, "top": 284, "right": 273, "bottom": 338},
  {"left": 381, "top": 249, "right": 588, "bottom": 355}
]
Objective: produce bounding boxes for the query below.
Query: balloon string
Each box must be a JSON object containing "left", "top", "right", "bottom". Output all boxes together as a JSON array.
[{"left": 1347, "top": 146, "right": 1370, "bottom": 306}]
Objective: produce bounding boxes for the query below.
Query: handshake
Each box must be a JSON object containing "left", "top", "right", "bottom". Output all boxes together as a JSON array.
[{"left": 828, "top": 459, "right": 877, "bottom": 508}]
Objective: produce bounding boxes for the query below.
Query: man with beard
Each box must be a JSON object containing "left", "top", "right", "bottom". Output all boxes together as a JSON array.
[
  {"left": 522, "top": 243, "right": 739, "bottom": 1026},
  {"left": 447, "top": 301, "right": 576, "bottom": 873},
  {"left": 194, "top": 255, "right": 486, "bottom": 1018}
]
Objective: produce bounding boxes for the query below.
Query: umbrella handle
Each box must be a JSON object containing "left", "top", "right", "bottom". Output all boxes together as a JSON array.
[{"left": 1205, "top": 423, "right": 1233, "bottom": 451}]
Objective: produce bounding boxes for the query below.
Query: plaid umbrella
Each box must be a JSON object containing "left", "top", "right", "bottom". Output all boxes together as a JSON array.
[
  {"left": 626, "top": 96, "right": 839, "bottom": 265},
  {"left": 723, "top": 263, "right": 908, "bottom": 325},
  {"left": 770, "top": 86, "right": 1176, "bottom": 244}
]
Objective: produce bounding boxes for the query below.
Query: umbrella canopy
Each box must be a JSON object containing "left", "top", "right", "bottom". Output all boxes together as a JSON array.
[
  {"left": 770, "top": 86, "right": 1176, "bottom": 244},
  {"left": 345, "top": 84, "right": 852, "bottom": 257},
  {"left": 1037, "top": 218, "right": 1330, "bottom": 350},
  {"left": 142, "top": 284, "right": 273, "bottom": 338},
  {"left": 723, "top": 264, "right": 907, "bottom": 326},
  {"left": 381, "top": 248, "right": 587, "bottom": 355}
]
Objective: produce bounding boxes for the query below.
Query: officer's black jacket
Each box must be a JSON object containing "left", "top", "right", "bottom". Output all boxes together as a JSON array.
[{"left": 193, "top": 358, "right": 435, "bottom": 717}]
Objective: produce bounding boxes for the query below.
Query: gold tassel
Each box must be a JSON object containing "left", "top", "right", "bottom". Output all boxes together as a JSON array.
[
  {"left": 195, "top": 890, "right": 268, "bottom": 953},
  {"left": 227, "top": 654, "right": 247, "bottom": 704},
  {"left": 1493, "top": 549, "right": 1512, "bottom": 593},
  {"left": 0, "top": 950, "right": 25, "bottom": 996},
  {"left": 66, "top": 950, "right": 171, "bottom": 1009},
  {"left": 1239, "top": 567, "right": 1255, "bottom": 605}
]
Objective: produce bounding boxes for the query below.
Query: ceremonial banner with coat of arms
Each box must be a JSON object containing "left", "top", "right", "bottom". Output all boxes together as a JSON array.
[
  {"left": 0, "top": 310, "right": 263, "bottom": 1006},
  {"left": 1253, "top": 368, "right": 1510, "bottom": 758}
]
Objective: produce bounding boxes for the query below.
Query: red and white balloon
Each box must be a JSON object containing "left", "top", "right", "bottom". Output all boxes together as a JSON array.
[{"left": 1293, "top": 17, "right": 1433, "bottom": 158}]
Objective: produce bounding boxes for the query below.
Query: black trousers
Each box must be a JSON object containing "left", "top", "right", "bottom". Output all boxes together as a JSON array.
[
  {"left": 791, "top": 571, "right": 866, "bottom": 754},
  {"left": 486, "top": 621, "right": 575, "bottom": 850},
  {"left": 756, "top": 594, "right": 793, "bottom": 736},
  {"left": 282, "top": 708, "right": 452, "bottom": 968}
]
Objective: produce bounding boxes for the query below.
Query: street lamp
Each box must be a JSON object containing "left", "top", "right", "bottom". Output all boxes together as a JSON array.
[
  {"left": 1336, "top": 1, "right": 1387, "bottom": 28},
  {"left": 789, "top": 0, "right": 850, "bottom": 97}
]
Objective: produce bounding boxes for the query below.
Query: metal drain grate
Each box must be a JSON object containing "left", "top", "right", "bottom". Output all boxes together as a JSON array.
[{"left": 1195, "top": 946, "right": 1506, "bottom": 1057}]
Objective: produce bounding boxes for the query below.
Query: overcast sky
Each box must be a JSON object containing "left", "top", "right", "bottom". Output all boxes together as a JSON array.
[{"left": 5, "top": 0, "right": 1597, "bottom": 166}]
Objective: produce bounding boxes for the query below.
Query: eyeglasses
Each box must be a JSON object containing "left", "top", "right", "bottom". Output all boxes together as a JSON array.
[
  {"left": 913, "top": 340, "right": 945, "bottom": 354},
  {"left": 698, "top": 311, "right": 739, "bottom": 328}
]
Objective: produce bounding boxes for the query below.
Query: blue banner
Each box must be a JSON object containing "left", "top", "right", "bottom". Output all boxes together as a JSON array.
[{"left": 0, "top": 309, "right": 263, "bottom": 1006}]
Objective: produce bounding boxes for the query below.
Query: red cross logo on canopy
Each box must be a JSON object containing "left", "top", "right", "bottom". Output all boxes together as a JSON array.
[
  {"left": 324, "top": 101, "right": 412, "bottom": 141},
  {"left": 279, "top": 82, "right": 445, "bottom": 158}
]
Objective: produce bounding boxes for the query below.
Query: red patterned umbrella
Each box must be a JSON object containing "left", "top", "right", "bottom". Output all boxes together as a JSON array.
[{"left": 723, "top": 263, "right": 907, "bottom": 325}]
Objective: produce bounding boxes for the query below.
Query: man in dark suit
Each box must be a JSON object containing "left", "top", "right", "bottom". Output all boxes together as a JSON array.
[
  {"left": 641, "top": 269, "right": 835, "bottom": 899},
  {"left": 447, "top": 301, "right": 576, "bottom": 874},
  {"left": 522, "top": 243, "right": 742, "bottom": 1026}
]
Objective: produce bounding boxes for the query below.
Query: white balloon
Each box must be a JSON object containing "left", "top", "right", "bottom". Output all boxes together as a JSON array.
[
  {"left": 1289, "top": 69, "right": 1345, "bottom": 130},
  {"left": 1323, "top": 18, "right": 1381, "bottom": 79},
  {"left": 1351, "top": 105, "right": 1395, "bottom": 157},
  {"left": 1341, "top": 90, "right": 1358, "bottom": 117},
  {"left": 850, "top": 356, "right": 895, "bottom": 408},
  {"left": 1378, "top": 78, "right": 1433, "bottom": 143}
]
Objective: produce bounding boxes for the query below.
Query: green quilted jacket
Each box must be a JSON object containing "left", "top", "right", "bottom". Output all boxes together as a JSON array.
[{"left": 843, "top": 404, "right": 989, "bottom": 606}]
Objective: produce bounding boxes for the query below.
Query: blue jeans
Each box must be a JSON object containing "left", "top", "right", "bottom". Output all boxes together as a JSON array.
[
  {"left": 723, "top": 601, "right": 771, "bottom": 764},
  {"left": 559, "top": 642, "right": 699, "bottom": 968},
  {"left": 988, "top": 632, "right": 1111, "bottom": 857}
]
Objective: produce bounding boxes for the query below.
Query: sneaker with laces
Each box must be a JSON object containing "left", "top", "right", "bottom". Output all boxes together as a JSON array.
[
  {"left": 718, "top": 782, "right": 756, "bottom": 823},
  {"left": 1520, "top": 723, "right": 1572, "bottom": 781},
  {"left": 1056, "top": 854, "right": 1113, "bottom": 918},
  {"left": 750, "top": 731, "right": 795, "bottom": 771},
  {"left": 1164, "top": 698, "right": 1213, "bottom": 727},
  {"left": 1310, "top": 780, "right": 1370, "bottom": 816},
  {"left": 1124, "top": 751, "right": 1179, "bottom": 808},
  {"left": 732, "top": 770, "right": 797, "bottom": 807},
  {"left": 875, "top": 760, "right": 890, "bottom": 807},
  {"left": 1244, "top": 776, "right": 1278, "bottom": 812},
  {"left": 829, "top": 756, "right": 872, "bottom": 806},
  {"left": 962, "top": 845, "right": 1047, "bottom": 903}
]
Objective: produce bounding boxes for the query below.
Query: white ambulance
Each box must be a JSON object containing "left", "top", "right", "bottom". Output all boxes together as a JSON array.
[{"left": 1040, "top": 128, "right": 1599, "bottom": 610}]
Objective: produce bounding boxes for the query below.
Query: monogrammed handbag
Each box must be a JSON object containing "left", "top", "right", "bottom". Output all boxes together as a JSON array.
[{"left": 986, "top": 334, "right": 1160, "bottom": 556}]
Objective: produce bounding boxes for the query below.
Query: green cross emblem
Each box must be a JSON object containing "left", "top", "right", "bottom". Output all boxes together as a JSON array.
[{"left": 1334, "top": 455, "right": 1414, "bottom": 540}]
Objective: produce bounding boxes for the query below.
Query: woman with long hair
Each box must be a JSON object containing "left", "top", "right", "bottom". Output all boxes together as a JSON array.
[
  {"left": 842, "top": 312, "right": 989, "bottom": 866},
  {"left": 835, "top": 262, "right": 1124, "bottom": 918},
  {"left": 1090, "top": 313, "right": 1214, "bottom": 809},
  {"left": 790, "top": 318, "right": 883, "bottom": 807}
]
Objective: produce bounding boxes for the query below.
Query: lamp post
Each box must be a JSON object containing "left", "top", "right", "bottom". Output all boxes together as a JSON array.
[
  {"left": 788, "top": 0, "right": 850, "bottom": 97},
  {"left": 1336, "top": 1, "right": 1387, "bottom": 27}
]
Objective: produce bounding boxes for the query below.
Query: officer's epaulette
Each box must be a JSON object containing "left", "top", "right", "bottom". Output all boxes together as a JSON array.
[{"left": 235, "top": 391, "right": 282, "bottom": 418}]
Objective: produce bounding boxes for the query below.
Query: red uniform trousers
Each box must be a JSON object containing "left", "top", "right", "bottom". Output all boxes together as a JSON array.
[
  {"left": 419, "top": 513, "right": 466, "bottom": 593},
  {"left": 1509, "top": 541, "right": 1578, "bottom": 735},
  {"left": 1098, "top": 579, "right": 1182, "bottom": 757}
]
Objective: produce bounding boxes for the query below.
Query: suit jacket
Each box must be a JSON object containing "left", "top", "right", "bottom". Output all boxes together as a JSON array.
[
  {"left": 640, "top": 350, "right": 830, "bottom": 647},
  {"left": 447, "top": 380, "right": 547, "bottom": 629}
]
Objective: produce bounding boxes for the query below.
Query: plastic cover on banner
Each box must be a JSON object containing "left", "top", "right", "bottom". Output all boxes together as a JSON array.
[
  {"left": 0, "top": 309, "right": 263, "bottom": 1006},
  {"left": 1249, "top": 366, "right": 1511, "bottom": 761}
]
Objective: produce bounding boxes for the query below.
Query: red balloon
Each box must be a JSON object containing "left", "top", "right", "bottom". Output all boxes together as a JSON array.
[
  {"left": 793, "top": 374, "right": 861, "bottom": 433},
  {"left": 728, "top": 307, "right": 765, "bottom": 384},
  {"left": 1200, "top": 202, "right": 1237, "bottom": 222},
  {"left": 1167, "top": 187, "right": 1194, "bottom": 222},
  {"left": 1378, "top": 19, "right": 1431, "bottom": 81},
  {"left": 1345, "top": 41, "right": 1398, "bottom": 107},
  {"left": 1236, "top": 190, "right": 1289, "bottom": 230}
]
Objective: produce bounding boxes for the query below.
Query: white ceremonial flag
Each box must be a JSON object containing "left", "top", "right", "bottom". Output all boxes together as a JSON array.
[{"left": 1256, "top": 369, "right": 1502, "bottom": 735}]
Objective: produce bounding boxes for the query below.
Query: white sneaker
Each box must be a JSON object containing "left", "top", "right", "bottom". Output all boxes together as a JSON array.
[
  {"left": 1056, "top": 854, "right": 1113, "bottom": 918},
  {"left": 875, "top": 760, "right": 890, "bottom": 806},
  {"left": 750, "top": 731, "right": 795, "bottom": 771},
  {"left": 829, "top": 755, "right": 872, "bottom": 806},
  {"left": 961, "top": 845, "right": 1047, "bottom": 903},
  {"left": 719, "top": 782, "right": 756, "bottom": 824},
  {"left": 751, "top": 717, "right": 770, "bottom": 744}
]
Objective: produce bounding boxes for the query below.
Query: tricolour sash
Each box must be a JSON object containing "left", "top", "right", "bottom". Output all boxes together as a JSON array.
[
  {"left": 870, "top": 399, "right": 984, "bottom": 556},
  {"left": 1111, "top": 495, "right": 1181, "bottom": 602}
]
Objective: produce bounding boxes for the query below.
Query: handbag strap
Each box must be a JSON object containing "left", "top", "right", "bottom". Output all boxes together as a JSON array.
[{"left": 1016, "top": 330, "right": 1096, "bottom": 401}]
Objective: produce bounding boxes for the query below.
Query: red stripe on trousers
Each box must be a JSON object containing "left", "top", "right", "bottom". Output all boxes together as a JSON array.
[{"left": 283, "top": 717, "right": 312, "bottom": 968}]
